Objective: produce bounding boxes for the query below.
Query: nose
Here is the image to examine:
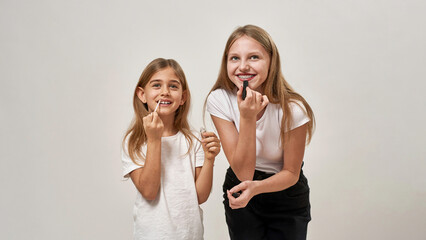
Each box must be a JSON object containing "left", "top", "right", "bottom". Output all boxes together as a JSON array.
[
  {"left": 160, "top": 86, "right": 170, "bottom": 96},
  {"left": 239, "top": 60, "right": 250, "bottom": 72}
]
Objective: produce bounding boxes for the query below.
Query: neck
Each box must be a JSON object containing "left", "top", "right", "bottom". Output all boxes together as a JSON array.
[{"left": 160, "top": 114, "right": 178, "bottom": 137}]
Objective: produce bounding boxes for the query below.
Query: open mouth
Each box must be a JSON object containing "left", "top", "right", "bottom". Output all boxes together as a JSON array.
[
  {"left": 237, "top": 74, "right": 255, "bottom": 81},
  {"left": 158, "top": 100, "right": 172, "bottom": 105}
]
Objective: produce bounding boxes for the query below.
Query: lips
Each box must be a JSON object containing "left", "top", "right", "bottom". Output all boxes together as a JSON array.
[
  {"left": 237, "top": 74, "right": 256, "bottom": 81},
  {"left": 157, "top": 100, "right": 172, "bottom": 105}
]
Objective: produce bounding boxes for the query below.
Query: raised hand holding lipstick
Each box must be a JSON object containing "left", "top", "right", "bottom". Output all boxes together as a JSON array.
[{"left": 237, "top": 84, "right": 269, "bottom": 120}]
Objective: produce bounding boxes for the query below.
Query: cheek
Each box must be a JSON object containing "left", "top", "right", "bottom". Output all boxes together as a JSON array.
[
  {"left": 257, "top": 63, "right": 269, "bottom": 76},
  {"left": 146, "top": 91, "right": 160, "bottom": 103},
  {"left": 227, "top": 65, "right": 238, "bottom": 81},
  {"left": 227, "top": 62, "right": 237, "bottom": 73},
  {"left": 174, "top": 91, "right": 184, "bottom": 103},
  {"left": 146, "top": 92, "right": 155, "bottom": 100}
]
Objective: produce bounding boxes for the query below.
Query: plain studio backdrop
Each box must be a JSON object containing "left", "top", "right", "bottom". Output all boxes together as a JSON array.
[{"left": 1, "top": 0, "right": 425, "bottom": 239}]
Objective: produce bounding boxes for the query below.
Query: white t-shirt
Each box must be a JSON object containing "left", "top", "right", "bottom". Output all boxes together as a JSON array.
[
  {"left": 122, "top": 131, "right": 205, "bottom": 240},
  {"left": 206, "top": 88, "right": 310, "bottom": 173}
]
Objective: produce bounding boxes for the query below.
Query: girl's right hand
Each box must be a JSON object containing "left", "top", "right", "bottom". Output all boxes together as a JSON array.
[
  {"left": 143, "top": 112, "right": 164, "bottom": 140},
  {"left": 237, "top": 85, "right": 269, "bottom": 119}
]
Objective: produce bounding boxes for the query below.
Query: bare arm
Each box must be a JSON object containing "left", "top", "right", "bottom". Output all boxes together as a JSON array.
[
  {"left": 211, "top": 116, "right": 256, "bottom": 181},
  {"left": 129, "top": 112, "right": 164, "bottom": 200},
  {"left": 195, "top": 132, "right": 221, "bottom": 204},
  {"left": 211, "top": 87, "right": 268, "bottom": 181},
  {"left": 227, "top": 123, "right": 308, "bottom": 209}
]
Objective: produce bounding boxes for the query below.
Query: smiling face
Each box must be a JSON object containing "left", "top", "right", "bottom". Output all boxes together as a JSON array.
[
  {"left": 227, "top": 35, "right": 271, "bottom": 93},
  {"left": 137, "top": 67, "right": 186, "bottom": 117}
]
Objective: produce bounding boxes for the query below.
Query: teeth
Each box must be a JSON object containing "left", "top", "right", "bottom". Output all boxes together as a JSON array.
[
  {"left": 160, "top": 101, "right": 171, "bottom": 104},
  {"left": 238, "top": 75, "right": 254, "bottom": 79}
]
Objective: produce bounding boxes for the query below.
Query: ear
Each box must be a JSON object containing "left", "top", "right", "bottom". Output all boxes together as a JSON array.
[
  {"left": 136, "top": 87, "right": 147, "bottom": 103},
  {"left": 180, "top": 90, "right": 187, "bottom": 105}
]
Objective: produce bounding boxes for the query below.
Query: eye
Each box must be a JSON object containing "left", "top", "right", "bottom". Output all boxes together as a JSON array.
[
  {"left": 229, "top": 56, "right": 239, "bottom": 61},
  {"left": 170, "top": 84, "right": 179, "bottom": 89},
  {"left": 152, "top": 83, "right": 161, "bottom": 88},
  {"left": 250, "top": 55, "right": 259, "bottom": 60}
]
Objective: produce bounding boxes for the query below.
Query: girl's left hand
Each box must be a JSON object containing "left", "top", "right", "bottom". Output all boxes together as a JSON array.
[
  {"left": 227, "top": 180, "right": 259, "bottom": 209},
  {"left": 201, "top": 132, "right": 221, "bottom": 161}
]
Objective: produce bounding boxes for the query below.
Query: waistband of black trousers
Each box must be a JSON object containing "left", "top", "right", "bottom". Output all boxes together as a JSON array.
[{"left": 226, "top": 167, "right": 274, "bottom": 181}]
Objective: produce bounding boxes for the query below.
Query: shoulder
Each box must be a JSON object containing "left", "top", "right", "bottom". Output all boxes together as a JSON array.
[
  {"left": 121, "top": 134, "right": 131, "bottom": 156},
  {"left": 122, "top": 135, "right": 145, "bottom": 160},
  {"left": 121, "top": 134, "right": 145, "bottom": 178},
  {"left": 208, "top": 88, "right": 235, "bottom": 103},
  {"left": 206, "top": 88, "right": 237, "bottom": 121},
  {"left": 288, "top": 100, "right": 310, "bottom": 130},
  {"left": 289, "top": 100, "right": 308, "bottom": 117}
]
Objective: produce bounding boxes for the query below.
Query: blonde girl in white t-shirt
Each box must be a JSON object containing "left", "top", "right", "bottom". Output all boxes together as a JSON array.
[
  {"left": 205, "top": 25, "right": 315, "bottom": 240},
  {"left": 122, "top": 58, "right": 220, "bottom": 240}
]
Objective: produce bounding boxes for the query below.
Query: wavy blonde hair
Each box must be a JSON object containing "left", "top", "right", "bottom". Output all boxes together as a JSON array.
[
  {"left": 124, "top": 58, "right": 194, "bottom": 164},
  {"left": 205, "top": 25, "right": 315, "bottom": 145}
]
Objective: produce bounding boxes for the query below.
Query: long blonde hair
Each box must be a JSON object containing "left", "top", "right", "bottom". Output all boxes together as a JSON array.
[
  {"left": 124, "top": 58, "right": 194, "bottom": 164},
  {"left": 206, "top": 25, "right": 315, "bottom": 146}
]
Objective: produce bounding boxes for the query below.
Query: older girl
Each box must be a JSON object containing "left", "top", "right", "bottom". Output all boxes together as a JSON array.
[{"left": 206, "top": 25, "right": 315, "bottom": 240}]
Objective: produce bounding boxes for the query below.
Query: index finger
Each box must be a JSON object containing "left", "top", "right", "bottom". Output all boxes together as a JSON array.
[
  {"left": 237, "top": 84, "right": 243, "bottom": 100},
  {"left": 145, "top": 113, "right": 153, "bottom": 122},
  {"left": 244, "top": 87, "right": 253, "bottom": 101},
  {"left": 229, "top": 183, "right": 244, "bottom": 194},
  {"left": 227, "top": 190, "right": 236, "bottom": 200},
  {"left": 152, "top": 112, "right": 160, "bottom": 122}
]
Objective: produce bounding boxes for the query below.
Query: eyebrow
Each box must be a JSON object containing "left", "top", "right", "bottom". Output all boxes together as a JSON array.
[
  {"left": 149, "top": 79, "right": 181, "bottom": 85},
  {"left": 228, "top": 51, "right": 263, "bottom": 56}
]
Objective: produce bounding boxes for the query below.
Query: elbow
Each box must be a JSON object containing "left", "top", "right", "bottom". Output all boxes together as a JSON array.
[
  {"left": 143, "top": 193, "right": 157, "bottom": 201},
  {"left": 140, "top": 188, "right": 159, "bottom": 201},
  {"left": 197, "top": 194, "right": 209, "bottom": 205},
  {"left": 198, "top": 197, "right": 207, "bottom": 205},
  {"left": 235, "top": 174, "right": 252, "bottom": 182},
  {"left": 290, "top": 178, "right": 298, "bottom": 188},
  {"left": 234, "top": 171, "right": 254, "bottom": 182},
  {"left": 231, "top": 159, "right": 255, "bottom": 181},
  {"left": 289, "top": 172, "right": 300, "bottom": 187}
]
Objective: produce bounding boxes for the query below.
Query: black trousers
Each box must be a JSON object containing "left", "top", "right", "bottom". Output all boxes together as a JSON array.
[{"left": 223, "top": 167, "right": 311, "bottom": 240}]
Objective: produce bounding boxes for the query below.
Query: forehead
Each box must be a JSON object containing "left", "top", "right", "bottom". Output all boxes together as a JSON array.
[
  {"left": 149, "top": 67, "right": 180, "bottom": 82},
  {"left": 228, "top": 35, "right": 267, "bottom": 54}
]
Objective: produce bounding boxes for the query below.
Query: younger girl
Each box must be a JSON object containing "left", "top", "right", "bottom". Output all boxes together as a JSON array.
[
  {"left": 122, "top": 58, "right": 220, "bottom": 240},
  {"left": 206, "top": 25, "right": 315, "bottom": 240}
]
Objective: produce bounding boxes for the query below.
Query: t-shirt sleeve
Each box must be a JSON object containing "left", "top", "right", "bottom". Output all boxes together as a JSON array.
[
  {"left": 193, "top": 133, "right": 205, "bottom": 168},
  {"left": 206, "top": 89, "right": 233, "bottom": 122},
  {"left": 121, "top": 139, "right": 144, "bottom": 179},
  {"left": 289, "top": 101, "right": 310, "bottom": 130}
]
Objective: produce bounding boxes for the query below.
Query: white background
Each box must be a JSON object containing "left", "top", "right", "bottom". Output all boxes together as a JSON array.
[{"left": 1, "top": 0, "right": 425, "bottom": 239}]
